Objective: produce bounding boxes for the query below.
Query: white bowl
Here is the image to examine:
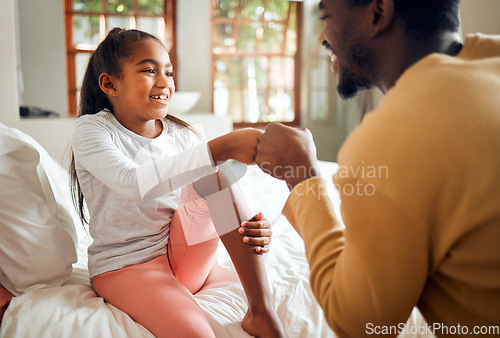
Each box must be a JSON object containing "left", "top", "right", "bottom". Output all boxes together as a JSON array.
[{"left": 168, "top": 91, "right": 202, "bottom": 114}]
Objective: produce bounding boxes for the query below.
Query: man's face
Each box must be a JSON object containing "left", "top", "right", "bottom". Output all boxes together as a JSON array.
[{"left": 319, "top": 0, "right": 378, "bottom": 99}]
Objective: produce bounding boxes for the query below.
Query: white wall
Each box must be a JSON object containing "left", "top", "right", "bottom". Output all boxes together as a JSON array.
[
  {"left": 461, "top": 0, "right": 500, "bottom": 35},
  {"left": 176, "top": 0, "right": 212, "bottom": 112},
  {"left": 0, "top": 0, "right": 19, "bottom": 128},
  {"left": 17, "top": 0, "right": 68, "bottom": 116}
]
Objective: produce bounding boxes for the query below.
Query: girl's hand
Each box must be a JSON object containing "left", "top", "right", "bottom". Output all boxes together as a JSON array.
[
  {"left": 209, "top": 128, "right": 263, "bottom": 165},
  {"left": 238, "top": 212, "right": 272, "bottom": 254}
]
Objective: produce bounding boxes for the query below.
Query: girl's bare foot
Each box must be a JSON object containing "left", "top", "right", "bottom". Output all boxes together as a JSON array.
[{"left": 241, "top": 306, "right": 287, "bottom": 338}]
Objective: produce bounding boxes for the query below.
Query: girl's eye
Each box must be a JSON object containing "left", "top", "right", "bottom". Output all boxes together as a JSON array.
[
  {"left": 165, "top": 71, "right": 175, "bottom": 77},
  {"left": 143, "top": 69, "right": 155, "bottom": 74}
]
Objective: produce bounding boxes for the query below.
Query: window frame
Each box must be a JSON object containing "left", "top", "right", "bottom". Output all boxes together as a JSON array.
[
  {"left": 64, "top": 0, "right": 177, "bottom": 116},
  {"left": 210, "top": 1, "right": 303, "bottom": 128}
]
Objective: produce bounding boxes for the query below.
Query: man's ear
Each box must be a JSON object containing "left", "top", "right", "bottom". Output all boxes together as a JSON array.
[
  {"left": 98, "top": 73, "right": 117, "bottom": 96},
  {"left": 368, "top": 0, "right": 394, "bottom": 37}
]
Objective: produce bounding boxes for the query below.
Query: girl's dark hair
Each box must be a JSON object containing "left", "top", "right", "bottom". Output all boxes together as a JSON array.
[
  {"left": 70, "top": 27, "right": 196, "bottom": 225},
  {"left": 346, "top": 0, "right": 461, "bottom": 41}
]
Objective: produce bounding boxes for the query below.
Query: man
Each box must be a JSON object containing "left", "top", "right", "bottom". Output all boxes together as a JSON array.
[{"left": 256, "top": 0, "right": 500, "bottom": 336}]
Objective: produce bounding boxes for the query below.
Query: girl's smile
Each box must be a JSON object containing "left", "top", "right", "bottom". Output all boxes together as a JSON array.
[{"left": 150, "top": 95, "right": 169, "bottom": 104}]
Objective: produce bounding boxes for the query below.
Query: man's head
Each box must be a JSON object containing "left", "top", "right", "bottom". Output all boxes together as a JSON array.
[{"left": 319, "top": 0, "right": 461, "bottom": 99}]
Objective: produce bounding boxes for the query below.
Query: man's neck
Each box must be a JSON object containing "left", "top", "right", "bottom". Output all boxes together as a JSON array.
[{"left": 378, "top": 31, "right": 463, "bottom": 93}]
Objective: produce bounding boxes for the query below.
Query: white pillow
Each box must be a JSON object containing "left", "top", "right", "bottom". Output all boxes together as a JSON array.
[{"left": 0, "top": 126, "right": 79, "bottom": 296}]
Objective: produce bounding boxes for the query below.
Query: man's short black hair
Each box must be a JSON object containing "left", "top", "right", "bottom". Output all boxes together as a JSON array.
[{"left": 346, "top": 0, "right": 461, "bottom": 40}]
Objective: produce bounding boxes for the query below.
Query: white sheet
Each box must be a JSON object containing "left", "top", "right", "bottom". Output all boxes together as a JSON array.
[{"left": 0, "top": 162, "right": 433, "bottom": 338}]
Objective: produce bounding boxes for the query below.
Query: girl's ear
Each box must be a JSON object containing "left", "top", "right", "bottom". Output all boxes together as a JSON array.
[
  {"left": 98, "top": 73, "right": 117, "bottom": 96},
  {"left": 368, "top": 0, "right": 395, "bottom": 38}
]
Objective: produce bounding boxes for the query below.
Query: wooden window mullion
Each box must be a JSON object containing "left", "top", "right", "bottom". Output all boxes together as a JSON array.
[
  {"left": 293, "top": 3, "right": 302, "bottom": 126},
  {"left": 65, "top": 0, "right": 77, "bottom": 115},
  {"left": 282, "top": 4, "right": 292, "bottom": 55}
]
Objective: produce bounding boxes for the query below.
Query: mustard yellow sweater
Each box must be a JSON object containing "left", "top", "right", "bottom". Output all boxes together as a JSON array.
[{"left": 283, "top": 34, "right": 500, "bottom": 337}]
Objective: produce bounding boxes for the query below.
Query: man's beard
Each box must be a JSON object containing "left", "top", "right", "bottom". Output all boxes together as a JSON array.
[{"left": 337, "top": 42, "right": 377, "bottom": 99}]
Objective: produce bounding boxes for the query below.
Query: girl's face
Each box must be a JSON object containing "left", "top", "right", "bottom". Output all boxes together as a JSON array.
[{"left": 110, "top": 38, "right": 175, "bottom": 124}]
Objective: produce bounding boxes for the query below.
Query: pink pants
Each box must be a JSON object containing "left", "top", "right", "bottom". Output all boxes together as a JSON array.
[{"left": 92, "top": 184, "right": 219, "bottom": 337}]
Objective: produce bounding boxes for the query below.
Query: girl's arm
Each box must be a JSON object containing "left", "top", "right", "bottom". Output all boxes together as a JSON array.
[
  {"left": 208, "top": 128, "right": 263, "bottom": 165},
  {"left": 72, "top": 116, "right": 262, "bottom": 203}
]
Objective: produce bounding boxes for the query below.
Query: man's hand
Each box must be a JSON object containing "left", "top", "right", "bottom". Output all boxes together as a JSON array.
[{"left": 256, "top": 123, "right": 321, "bottom": 190}]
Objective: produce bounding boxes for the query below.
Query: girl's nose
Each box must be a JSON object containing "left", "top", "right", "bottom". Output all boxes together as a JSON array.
[{"left": 156, "top": 73, "right": 170, "bottom": 88}]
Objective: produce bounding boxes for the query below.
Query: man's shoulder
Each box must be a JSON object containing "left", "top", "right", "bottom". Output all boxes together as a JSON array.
[{"left": 395, "top": 35, "right": 500, "bottom": 96}]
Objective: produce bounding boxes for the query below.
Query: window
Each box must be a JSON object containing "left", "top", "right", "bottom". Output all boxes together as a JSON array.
[
  {"left": 64, "top": 0, "right": 176, "bottom": 115},
  {"left": 211, "top": 0, "right": 303, "bottom": 126}
]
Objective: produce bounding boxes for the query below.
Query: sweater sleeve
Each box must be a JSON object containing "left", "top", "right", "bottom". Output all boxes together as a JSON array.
[
  {"left": 71, "top": 117, "right": 217, "bottom": 202},
  {"left": 282, "top": 177, "right": 429, "bottom": 337}
]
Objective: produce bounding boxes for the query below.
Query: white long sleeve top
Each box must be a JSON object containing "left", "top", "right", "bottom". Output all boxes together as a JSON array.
[{"left": 71, "top": 110, "right": 217, "bottom": 277}]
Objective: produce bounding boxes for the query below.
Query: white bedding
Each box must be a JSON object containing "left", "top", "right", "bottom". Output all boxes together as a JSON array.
[{"left": 0, "top": 161, "right": 431, "bottom": 338}]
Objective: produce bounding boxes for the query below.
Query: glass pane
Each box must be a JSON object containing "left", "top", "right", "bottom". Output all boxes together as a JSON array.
[
  {"left": 285, "top": 4, "right": 297, "bottom": 56},
  {"left": 73, "top": 0, "right": 101, "bottom": 12},
  {"left": 311, "top": 57, "right": 329, "bottom": 88},
  {"left": 137, "top": 17, "right": 165, "bottom": 40},
  {"left": 106, "top": 16, "right": 134, "bottom": 32},
  {"left": 236, "top": 23, "right": 258, "bottom": 51},
  {"left": 215, "top": 87, "right": 247, "bottom": 122},
  {"left": 138, "top": 0, "right": 163, "bottom": 15},
  {"left": 214, "top": 57, "right": 244, "bottom": 119},
  {"left": 241, "top": 89, "right": 294, "bottom": 123},
  {"left": 310, "top": 90, "right": 328, "bottom": 121},
  {"left": 261, "top": 22, "right": 284, "bottom": 53},
  {"left": 266, "top": 1, "right": 290, "bottom": 21},
  {"left": 269, "top": 57, "right": 294, "bottom": 89},
  {"left": 214, "top": 0, "right": 238, "bottom": 18},
  {"left": 214, "top": 85, "right": 229, "bottom": 117},
  {"left": 269, "top": 90, "right": 294, "bottom": 122},
  {"left": 76, "top": 52, "right": 92, "bottom": 89},
  {"left": 73, "top": 15, "right": 101, "bottom": 48},
  {"left": 240, "top": 88, "right": 268, "bottom": 123},
  {"left": 240, "top": 0, "right": 265, "bottom": 20},
  {"left": 213, "top": 23, "right": 235, "bottom": 53},
  {"left": 242, "top": 57, "right": 268, "bottom": 89},
  {"left": 214, "top": 57, "right": 241, "bottom": 89},
  {"left": 285, "top": 28, "right": 297, "bottom": 56},
  {"left": 107, "top": 0, "right": 132, "bottom": 14},
  {"left": 226, "top": 88, "right": 244, "bottom": 121}
]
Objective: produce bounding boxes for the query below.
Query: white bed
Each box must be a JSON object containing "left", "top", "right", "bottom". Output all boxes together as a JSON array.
[{"left": 0, "top": 125, "right": 431, "bottom": 338}]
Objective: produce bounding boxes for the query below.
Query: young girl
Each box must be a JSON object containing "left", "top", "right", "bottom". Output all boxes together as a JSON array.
[{"left": 70, "top": 28, "right": 286, "bottom": 337}]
